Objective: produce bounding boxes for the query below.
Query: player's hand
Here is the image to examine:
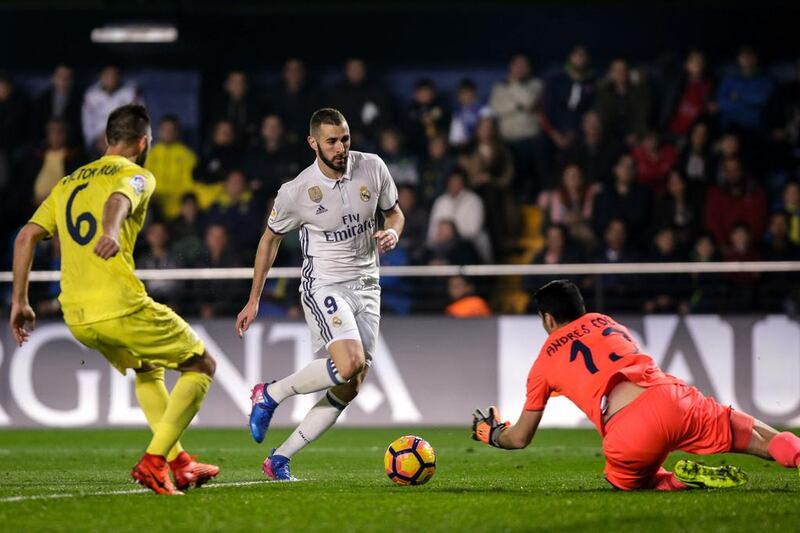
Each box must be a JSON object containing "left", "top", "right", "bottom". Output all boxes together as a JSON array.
[
  {"left": 9, "top": 302, "right": 36, "bottom": 347},
  {"left": 472, "top": 406, "right": 510, "bottom": 447},
  {"left": 374, "top": 230, "right": 397, "bottom": 254},
  {"left": 93, "top": 234, "right": 120, "bottom": 259},
  {"left": 236, "top": 299, "right": 259, "bottom": 338}
]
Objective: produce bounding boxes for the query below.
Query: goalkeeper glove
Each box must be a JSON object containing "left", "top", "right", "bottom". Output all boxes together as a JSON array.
[{"left": 472, "top": 406, "right": 510, "bottom": 447}]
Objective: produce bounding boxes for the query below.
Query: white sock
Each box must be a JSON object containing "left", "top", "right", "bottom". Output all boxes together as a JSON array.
[
  {"left": 274, "top": 391, "right": 348, "bottom": 459},
  {"left": 267, "top": 358, "right": 345, "bottom": 404}
]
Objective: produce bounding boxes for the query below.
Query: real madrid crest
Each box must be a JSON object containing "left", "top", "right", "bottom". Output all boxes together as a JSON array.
[
  {"left": 332, "top": 316, "right": 342, "bottom": 328},
  {"left": 308, "top": 186, "right": 323, "bottom": 203},
  {"left": 360, "top": 185, "right": 371, "bottom": 202}
]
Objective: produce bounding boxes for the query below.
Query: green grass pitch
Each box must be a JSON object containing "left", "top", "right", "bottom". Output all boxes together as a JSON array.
[{"left": 0, "top": 428, "right": 798, "bottom": 532}]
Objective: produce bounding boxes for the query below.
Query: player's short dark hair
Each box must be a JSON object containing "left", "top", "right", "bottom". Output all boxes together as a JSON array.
[
  {"left": 309, "top": 108, "right": 346, "bottom": 137},
  {"left": 106, "top": 104, "right": 150, "bottom": 146},
  {"left": 533, "top": 279, "right": 586, "bottom": 324}
]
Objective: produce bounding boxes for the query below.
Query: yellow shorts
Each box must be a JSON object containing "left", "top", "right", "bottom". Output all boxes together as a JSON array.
[{"left": 68, "top": 298, "right": 205, "bottom": 375}]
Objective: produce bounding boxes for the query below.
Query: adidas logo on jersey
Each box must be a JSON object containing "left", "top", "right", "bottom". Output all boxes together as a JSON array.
[{"left": 315, "top": 205, "right": 328, "bottom": 215}]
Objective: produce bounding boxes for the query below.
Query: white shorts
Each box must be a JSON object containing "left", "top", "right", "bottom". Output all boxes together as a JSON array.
[{"left": 300, "top": 279, "right": 381, "bottom": 362}]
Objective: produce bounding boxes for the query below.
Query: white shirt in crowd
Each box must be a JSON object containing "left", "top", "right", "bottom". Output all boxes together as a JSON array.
[
  {"left": 489, "top": 78, "right": 544, "bottom": 141},
  {"left": 81, "top": 82, "right": 141, "bottom": 147},
  {"left": 427, "top": 188, "right": 492, "bottom": 262}
]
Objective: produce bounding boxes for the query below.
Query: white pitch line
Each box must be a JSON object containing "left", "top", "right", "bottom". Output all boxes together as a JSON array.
[{"left": 0, "top": 479, "right": 301, "bottom": 503}]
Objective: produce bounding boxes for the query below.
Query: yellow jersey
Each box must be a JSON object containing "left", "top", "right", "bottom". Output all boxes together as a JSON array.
[{"left": 29, "top": 155, "right": 156, "bottom": 326}]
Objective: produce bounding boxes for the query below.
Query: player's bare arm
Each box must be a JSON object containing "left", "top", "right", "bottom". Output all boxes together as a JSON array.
[
  {"left": 472, "top": 406, "right": 543, "bottom": 450},
  {"left": 9, "top": 223, "right": 50, "bottom": 346},
  {"left": 236, "top": 226, "right": 284, "bottom": 337},
  {"left": 375, "top": 204, "right": 404, "bottom": 253},
  {"left": 94, "top": 192, "right": 131, "bottom": 260}
]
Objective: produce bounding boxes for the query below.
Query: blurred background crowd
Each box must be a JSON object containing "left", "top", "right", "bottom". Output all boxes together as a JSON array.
[{"left": 2, "top": 44, "right": 800, "bottom": 318}]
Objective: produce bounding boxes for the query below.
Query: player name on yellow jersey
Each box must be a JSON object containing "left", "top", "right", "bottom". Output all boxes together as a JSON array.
[{"left": 29, "top": 155, "right": 156, "bottom": 325}]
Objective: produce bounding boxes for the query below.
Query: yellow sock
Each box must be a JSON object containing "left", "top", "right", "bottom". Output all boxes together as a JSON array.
[
  {"left": 145, "top": 371, "right": 212, "bottom": 457},
  {"left": 135, "top": 368, "right": 184, "bottom": 461}
]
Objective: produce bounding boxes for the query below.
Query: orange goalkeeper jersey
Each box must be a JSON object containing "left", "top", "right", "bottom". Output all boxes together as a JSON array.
[{"left": 524, "top": 313, "right": 682, "bottom": 435}]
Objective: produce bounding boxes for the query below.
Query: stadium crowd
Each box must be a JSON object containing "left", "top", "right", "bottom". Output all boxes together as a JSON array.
[{"left": 2, "top": 46, "right": 800, "bottom": 317}]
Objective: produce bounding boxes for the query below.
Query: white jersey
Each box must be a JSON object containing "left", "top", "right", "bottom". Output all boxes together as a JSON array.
[{"left": 268, "top": 151, "right": 399, "bottom": 293}]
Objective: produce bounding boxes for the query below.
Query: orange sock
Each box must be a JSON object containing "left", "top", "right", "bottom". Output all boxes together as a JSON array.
[
  {"left": 767, "top": 432, "right": 800, "bottom": 468},
  {"left": 652, "top": 468, "right": 689, "bottom": 491}
]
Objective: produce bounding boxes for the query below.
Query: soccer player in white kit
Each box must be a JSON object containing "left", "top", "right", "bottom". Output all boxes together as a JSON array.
[{"left": 235, "top": 108, "right": 404, "bottom": 480}]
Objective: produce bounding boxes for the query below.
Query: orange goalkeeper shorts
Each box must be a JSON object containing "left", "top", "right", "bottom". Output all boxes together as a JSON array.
[{"left": 602, "top": 382, "right": 735, "bottom": 490}]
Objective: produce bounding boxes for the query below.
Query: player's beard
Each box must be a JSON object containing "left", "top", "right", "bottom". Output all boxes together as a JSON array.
[
  {"left": 135, "top": 145, "right": 149, "bottom": 167},
  {"left": 317, "top": 146, "right": 348, "bottom": 174}
]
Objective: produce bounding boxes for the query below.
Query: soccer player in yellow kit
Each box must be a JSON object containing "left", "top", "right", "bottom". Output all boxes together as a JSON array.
[{"left": 9, "top": 104, "right": 218, "bottom": 496}]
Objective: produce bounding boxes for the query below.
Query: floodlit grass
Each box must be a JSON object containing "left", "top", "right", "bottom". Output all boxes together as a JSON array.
[{"left": 0, "top": 428, "right": 797, "bottom": 532}]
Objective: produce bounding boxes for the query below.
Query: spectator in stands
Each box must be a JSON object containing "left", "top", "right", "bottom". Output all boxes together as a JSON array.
[
  {"left": 458, "top": 116, "right": 516, "bottom": 254},
  {"left": 0, "top": 73, "right": 28, "bottom": 189},
  {"left": 326, "top": 58, "right": 393, "bottom": 149},
  {"left": 678, "top": 121, "right": 712, "bottom": 188},
  {"left": 403, "top": 78, "right": 450, "bottom": 155},
  {"left": 271, "top": 58, "right": 321, "bottom": 144},
  {"left": 445, "top": 275, "right": 491, "bottom": 317},
  {"left": 489, "top": 54, "right": 545, "bottom": 198},
  {"left": 560, "top": 110, "right": 623, "bottom": 186},
  {"left": 722, "top": 223, "right": 760, "bottom": 311},
  {"left": 169, "top": 192, "right": 207, "bottom": 267},
  {"left": 766, "top": 61, "right": 800, "bottom": 172},
  {"left": 458, "top": 116, "right": 514, "bottom": 191},
  {"left": 378, "top": 128, "right": 419, "bottom": 187},
  {"left": 533, "top": 224, "right": 584, "bottom": 265},
  {"left": 425, "top": 219, "right": 482, "bottom": 266},
  {"left": 427, "top": 167, "right": 492, "bottom": 262},
  {"left": 449, "top": 78, "right": 483, "bottom": 147},
  {"left": 244, "top": 114, "right": 301, "bottom": 199},
  {"left": 592, "top": 153, "right": 652, "bottom": 249},
  {"left": 594, "top": 58, "right": 651, "bottom": 146},
  {"left": 704, "top": 157, "right": 767, "bottom": 246},
  {"left": 779, "top": 181, "right": 800, "bottom": 245},
  {"left": 687, "top": 232, "right": 723, "bottom": 313},
  {"left": 543, "top": 45, "right": 596, "bottom": 146},
  {"left": 537, "top": 163, "right": 599, "bottom": 251},
  {"left": 762, "top": 211, "right": 799, "bottom": 260},
  {"left": 662, "top": 50, "right": 715, "bottom": 139},
  {"left": 210, "top": 70, "right": 260, "bottom": 145},
  {"left": 197, "top": 119, "right": 242, "bottom": 183},
  {"left": 81, "top": 65, "right": 140, "bottom": 154},
  {"left": 206, "top": 169, "right": 262, "bottom": 254},
  {"left": 396, "top": 185, "right": 428, "bottom": 264},
  {"left": 138, "top": 222, "right": 181, "bottom": 309},
  {"left": 654, "top": 170, "right": 702, "bottom": 249},
  {"left": 29, "top": 118, "right": 84, "bottom": 205},
  {"left": 717, "top": 46, "right": 773, "bottom": 133},
  {"left": 592, "top": 218, "right": 639, "bottom": 310},
  {"left": 643, "top": 226, "right": 689, "bottom": 313},
  {"left": 146, "top": 115, "right": 197, "bottom": 220},
  {"left": 418, "top": 134, "right": 455, "bottom": 207},
  {"left": 31, "top": 65, "right": 82, "bottom": 147},
  {"left": 194, "top": 224, "right": 249, "bottom": 317},
  {"left": 760, "top": 211, "right": 800, "bottom": 312},
  {"left": 630, "top": 131, "right": 678, "bottom": 194}
]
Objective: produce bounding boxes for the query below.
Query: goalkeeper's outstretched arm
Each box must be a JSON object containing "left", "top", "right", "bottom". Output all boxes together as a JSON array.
[{"left": 472, "top": 407, "right": 543, "bottom": 450}]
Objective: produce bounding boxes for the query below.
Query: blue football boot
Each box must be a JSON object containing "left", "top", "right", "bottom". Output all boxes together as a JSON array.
[
  {"left": 249, "top": 383, "right": 279, "bottom": 443},
  {"left": 262, "top": 449, "right": 297, "bottom": 481}
]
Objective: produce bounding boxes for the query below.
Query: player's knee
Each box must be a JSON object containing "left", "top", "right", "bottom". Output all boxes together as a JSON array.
[{"left": 339, "top": 355, "right": 366, "bottom": 381}]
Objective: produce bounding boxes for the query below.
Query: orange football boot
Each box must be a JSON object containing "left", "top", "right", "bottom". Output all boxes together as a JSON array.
[
  {"left": 169, "top": 451, "right": 220, "bottom": 491},
  {"left": 131, "top": 453, "right": 183, "bottom": 495}
]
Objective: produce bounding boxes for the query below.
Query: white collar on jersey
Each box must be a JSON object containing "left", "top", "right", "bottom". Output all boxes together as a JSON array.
[{"left": 314, "top": 156, "right": 353, "bottom": 189}]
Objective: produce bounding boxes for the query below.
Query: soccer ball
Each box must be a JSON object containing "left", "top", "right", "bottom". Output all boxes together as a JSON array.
[{"left": 384, "top": 435, "right": 437, "bottom": 485}]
